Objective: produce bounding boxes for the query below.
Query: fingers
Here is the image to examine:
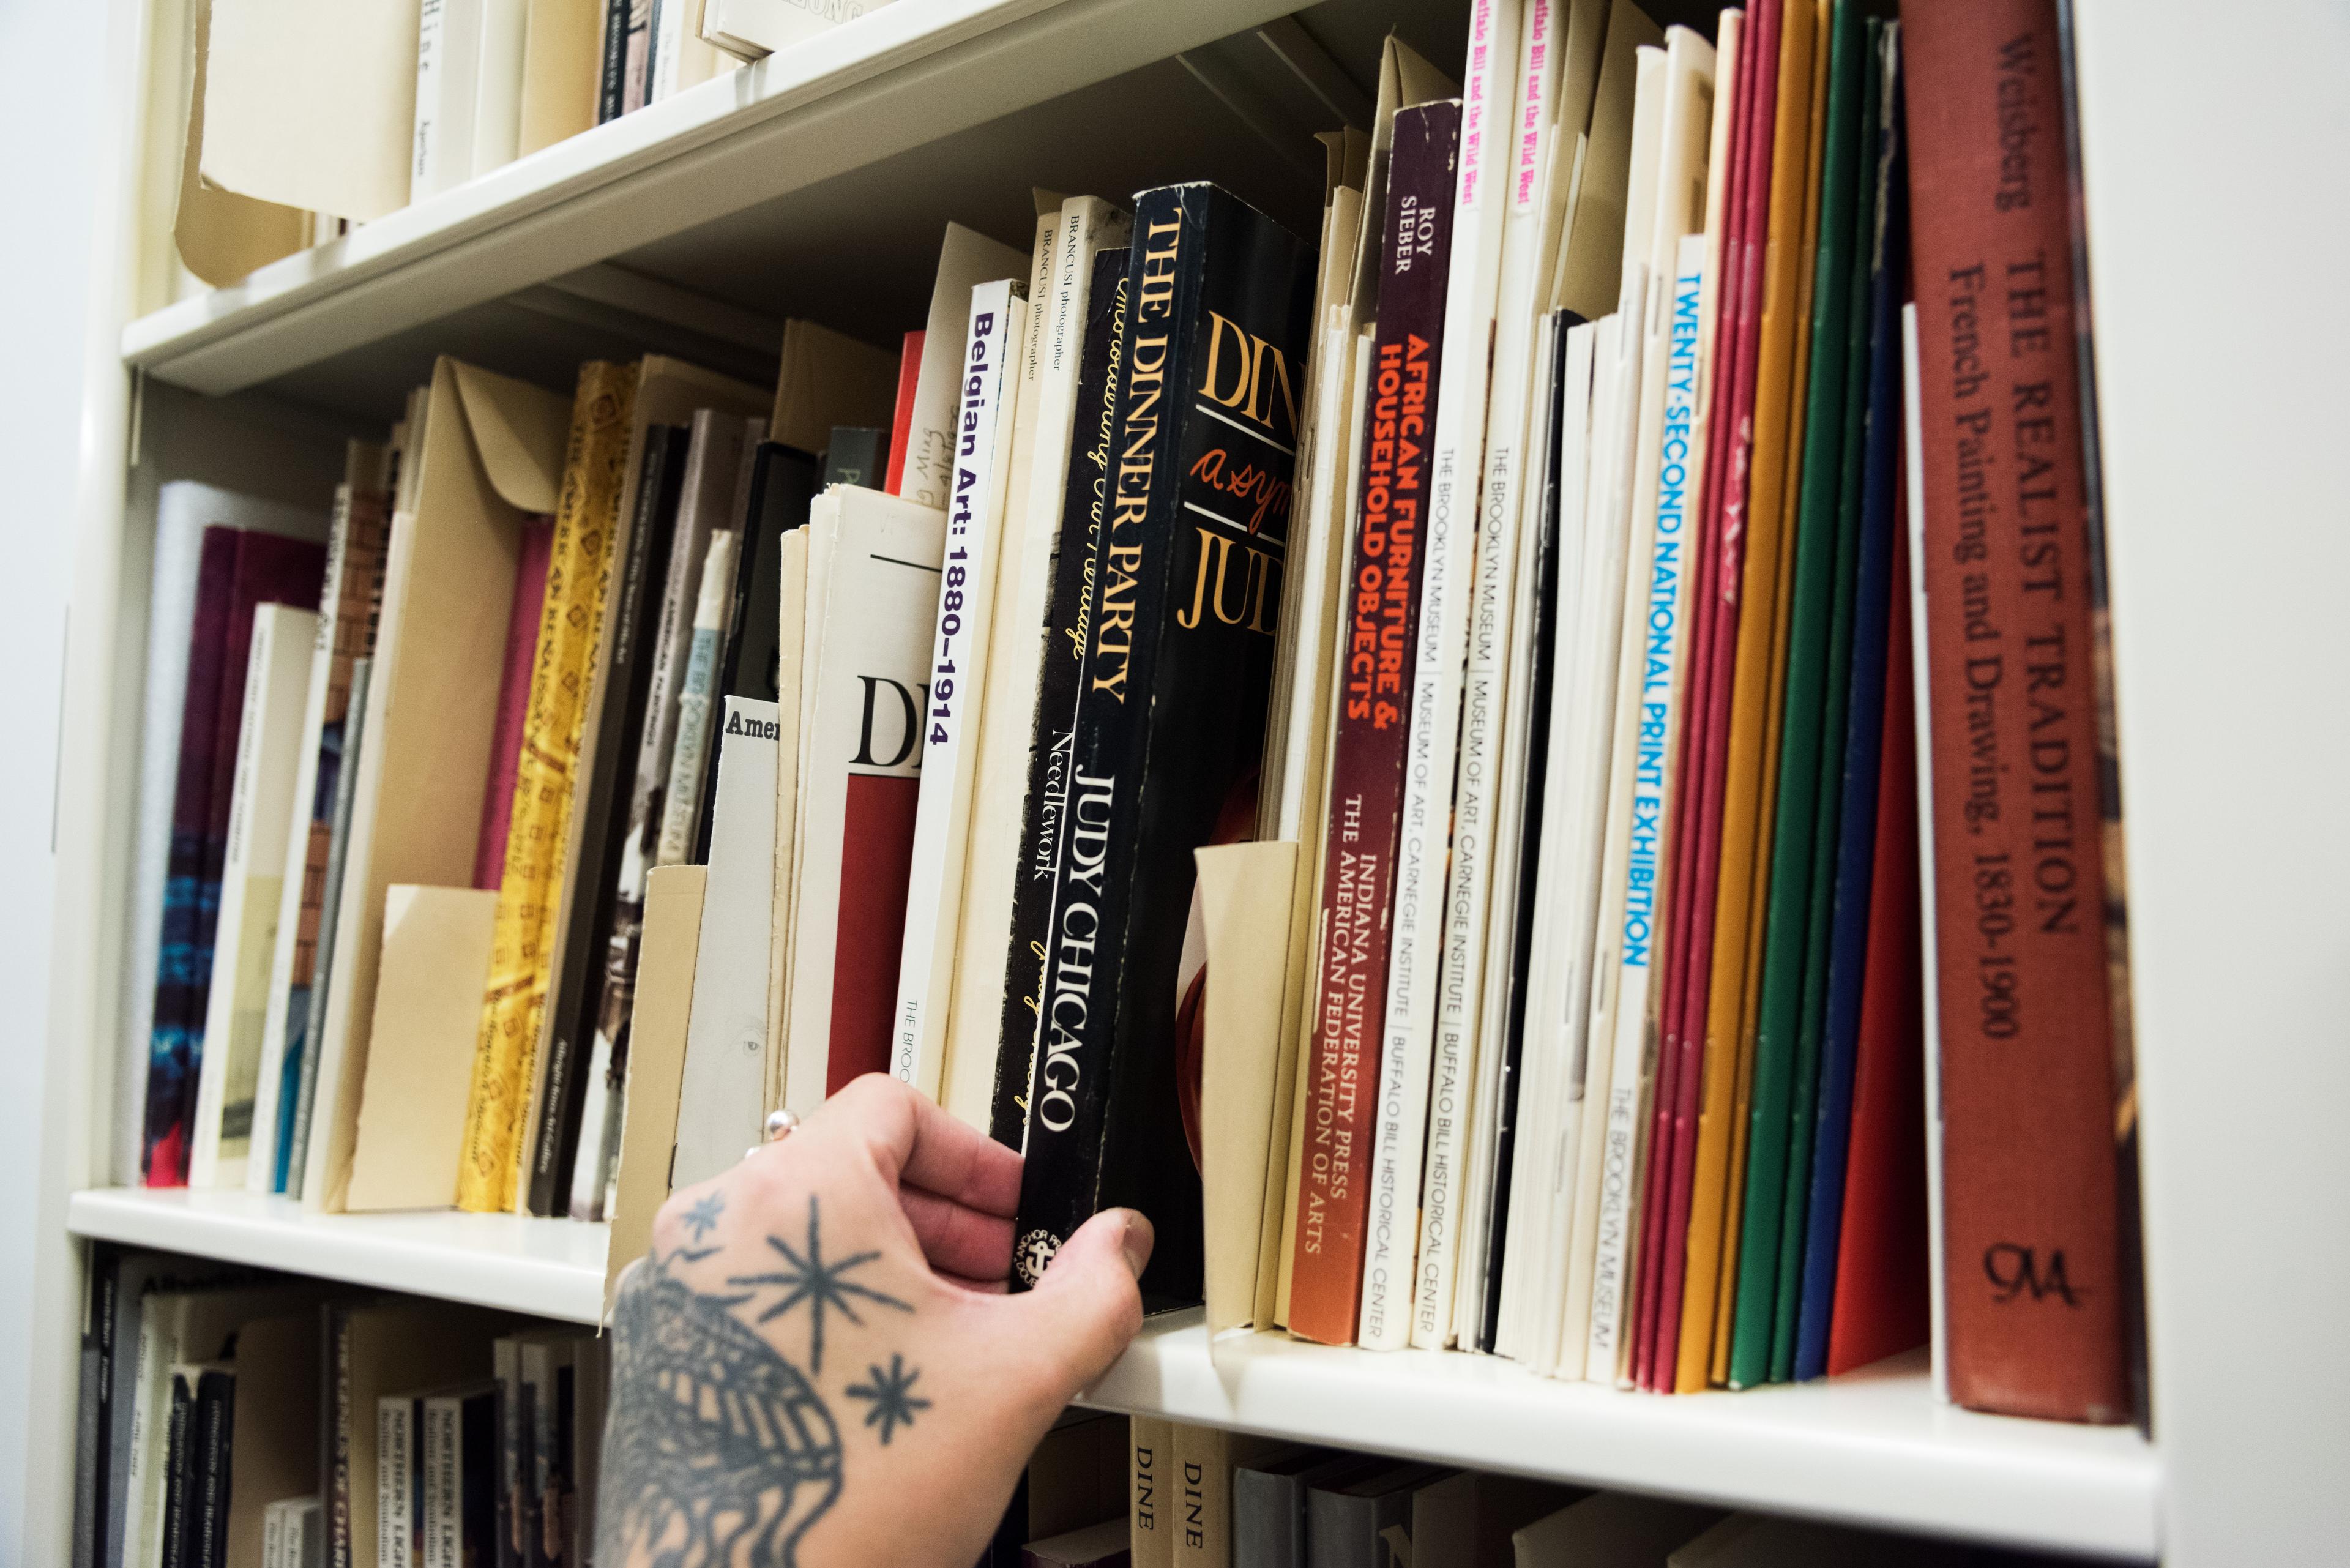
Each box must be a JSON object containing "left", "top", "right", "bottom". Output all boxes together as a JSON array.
[
  {"left": 897, "top": 1184, "right": 1014, "bottom": 1284},
  {"left": 998, "top": 1207, "right": 1152, "bottom": 1400},
  {"left": 816, "top": 1073, "right": 1024, "bottom": 1217}
]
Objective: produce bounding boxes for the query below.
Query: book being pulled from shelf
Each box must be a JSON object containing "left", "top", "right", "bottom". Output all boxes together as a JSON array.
[{"left": 109, "top": 0, "right": 2142, "bottom": 1443}]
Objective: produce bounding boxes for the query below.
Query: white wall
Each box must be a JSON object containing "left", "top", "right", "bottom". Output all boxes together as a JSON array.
[{"left": 0, "top": 0, "right": 118, "bottom": 1555}]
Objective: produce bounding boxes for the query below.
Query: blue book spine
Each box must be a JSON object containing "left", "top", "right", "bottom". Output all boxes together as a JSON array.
[{"left": 1795, "top": 34, "right": 1908, "bottom": 1381}]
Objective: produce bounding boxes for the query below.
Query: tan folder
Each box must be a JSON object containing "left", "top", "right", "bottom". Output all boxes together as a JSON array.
[
  {"left": 301, "top": 359, "right": 568, "bottom": 1214},
  {"left": 345, "top": 885, "right": 499, "bottom": 1211}
]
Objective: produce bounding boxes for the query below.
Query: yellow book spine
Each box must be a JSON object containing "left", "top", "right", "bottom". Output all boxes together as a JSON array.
[
  {"left": 1677, "top": 0, "right": 1829, "bottom": 1392},
  {"left": 456, "top": 361, "right": 640, "bottom": 1212}
]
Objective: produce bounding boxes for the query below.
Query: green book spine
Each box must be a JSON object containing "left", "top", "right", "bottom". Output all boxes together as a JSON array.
[
  {"left": 1771, "top": 18, "right": 1887, "bottom": 1383},
  {"left": 1728, "top": 0, "right": 1869, "bottom": 1390}
]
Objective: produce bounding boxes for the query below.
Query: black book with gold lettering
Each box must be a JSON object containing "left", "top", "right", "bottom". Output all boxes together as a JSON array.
[
  {"left": 1010, "top": 184, "right": 1312, "bottom": 1304},
  {"left": 991, "top": 245, "right": 1132, "bottom": 1150}
]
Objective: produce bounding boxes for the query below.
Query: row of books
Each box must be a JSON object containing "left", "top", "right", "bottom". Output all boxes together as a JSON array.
[
  {"left": 117, "top": 307, "right": 901, "bottom": 1218},
  {"left": 123, "top": 0, "right": 2136, "bottom": 1432},
  {"left": 170, "top": 0, "right": 892, "bottom": 291},
  {"left": 1119, "top": 1420, "right": 2061, "bottom": 1567},
  {"left": 957, "top": 0, "right": 2128, "bottom": 1428},
  {"left": 73, "top": 1247, "right": 603, "bottom": 1568}
]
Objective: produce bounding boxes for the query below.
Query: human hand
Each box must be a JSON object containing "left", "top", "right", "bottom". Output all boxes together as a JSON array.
[{"left": 597, "top": 1072, "right": 1152, "bottom": 1568}]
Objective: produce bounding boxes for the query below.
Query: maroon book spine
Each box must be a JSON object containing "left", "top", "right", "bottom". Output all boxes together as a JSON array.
[
  {"left": 1904, "top": 0, "right": 2130, "bottom": 1422},
  {"left": 477, "top": 518, "right": 554, "bottom": 890},
  {"left": 1286, "top": 100, "right": 1461, "bottom": 1346},
  {"left": 145, "top": 526, "right": 327, "bottom": 1185}
]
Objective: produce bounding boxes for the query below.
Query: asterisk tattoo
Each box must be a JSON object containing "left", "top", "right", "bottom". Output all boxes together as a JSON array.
[
  {"left": 681, "top": 1192, "right": 725, "bottom": 1242},
  {"left": 844, "top": 1354, "right": 930, "bottom": 1446},
  {"left": 729, "top": 1195, "right": 911, "bottom": 1372}
]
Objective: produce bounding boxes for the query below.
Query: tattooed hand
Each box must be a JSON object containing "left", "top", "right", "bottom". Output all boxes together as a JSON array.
[{"left": 600, "top": 1072, "right": 1152, "bottom": 1568}]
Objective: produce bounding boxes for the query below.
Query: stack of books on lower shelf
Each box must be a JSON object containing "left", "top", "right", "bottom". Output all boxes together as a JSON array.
[
  {"left": 74, "top": 1244, "right": 604, "bottom": 1568},
  {"left": 1116, "top": 1419, "right": 2078, "bottom": 1567},
  {"left": 111, "top": 0, "right": 2140, "bottom": 1439}
]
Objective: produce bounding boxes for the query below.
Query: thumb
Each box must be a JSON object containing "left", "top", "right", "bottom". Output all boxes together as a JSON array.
[{"left": 1010, "top": 1208, "right": 1153, "bottom": 1396}]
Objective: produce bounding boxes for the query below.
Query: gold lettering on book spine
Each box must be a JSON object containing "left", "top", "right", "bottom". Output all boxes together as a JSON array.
[{"left": 457, "top": 362, "right": 640, "bottom": 1211}]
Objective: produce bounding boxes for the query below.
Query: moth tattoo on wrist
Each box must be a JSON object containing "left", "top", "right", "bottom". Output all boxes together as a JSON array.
[{"left": 600, "top": 1192, "right": 928, "bottom": 1567}]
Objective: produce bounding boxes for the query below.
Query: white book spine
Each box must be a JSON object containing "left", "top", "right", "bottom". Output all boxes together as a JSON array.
[
  {"left": 671, "top": 696, "right": 781, "bottom": 1189},
  {"left": 1901, "top": 303, "right": 1949, "bottom": 1403},
  {"left": 1479, "top": 318, "right": 1591, "bottom": 1359},
  {"left": 190, "top": 605, "right": 318, "bottom": 1187},
  {"left": 411, "top": 0, "right": 483, "bottom": 202},
  {"left": 248, "top": 504, "right": 349, "bottom": 1193},
  {"left": 378, "top": 1397, "right": 413, "bottom": 1568},
  {"left": 421, "top": 1400, "right": 460, "bottom": 1568},
  {"left": 297, "top": 1499, "right": 324, "bottom": 1568},
  {"left": 657, "top": 532, "right": 737, "bottom": 865},
  {"left": 1584, "top": 238, "right": 1709, "bottom": 1381},
  {"left": 122, "top": 1302, "right": 165, "bottom": 1568},
  {"left": 262, "top": 1499, "right": 286, "bottom": 1568},
  {"left": 654, "top": 0, "right": 685, "bottom": 100},
  {"left": 1416, "top": 0, "right": 1566, "bottom": 1350},
  {"left": 471, "top": 0, "right": 527, "bottom": 174},
  {"left": 890, "top": 283, "right": 1023, "bottom": 1099},
  {"left": 1358, "top": 0, "right": 1528, "bottom": 1353},
  {"left": 1540, "top": 298, "right": 1645, "bottom": 1377}
]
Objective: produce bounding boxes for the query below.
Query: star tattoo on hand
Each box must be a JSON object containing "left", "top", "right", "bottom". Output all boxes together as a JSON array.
[
  {"left": 844, "top": 1354, "right": 930, "bottom": 1446},
  {"left": 729, "top": 1195, "right": 911, "bottom": 1372},
  {"left": 681, "top": 1192, "right": 725, "bottom": 1242}
]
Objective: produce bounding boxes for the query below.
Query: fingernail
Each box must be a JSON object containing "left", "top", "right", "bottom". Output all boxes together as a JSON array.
[{"left": 1116, "top": 1209, "right": 1155, "bottom": 1279}]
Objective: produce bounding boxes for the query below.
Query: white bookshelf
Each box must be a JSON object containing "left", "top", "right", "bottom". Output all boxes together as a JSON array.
[
  {"left": 21, "top": 0, "right": 2350, "bottom": 1561},
  {"left": 1089, "top": 1315, "right": 2155, "bottom": 1560},
  {"left": 66, "top": 1187, "right": 610, "bottom": 1324}
]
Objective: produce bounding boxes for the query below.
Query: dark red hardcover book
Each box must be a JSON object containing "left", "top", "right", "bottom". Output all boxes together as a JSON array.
[
  {"left": 1286, "top": 100, "right": 1461, "bottom": 1346},
  {"left": 1903, "top": 0, "right": 2131, "bottom": 1422},
  {"left": 476, "top": 517, "right": 553, "bottom": 890},
  {"left": 828, "top": 772, "right": 919, "bottom": 1092},
  {"left": 144, "top": 526, "right": 326, "bottom": 1185},
  {"left": 1827, "top": 520, "right": 1928, "bottom": 1376},
  {"left": 884, "top": 331, "right": 923, "bottom": 497}
]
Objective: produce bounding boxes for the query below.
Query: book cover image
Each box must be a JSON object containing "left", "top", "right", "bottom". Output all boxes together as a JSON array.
[{"left": 1012, "top": 182, "right": 1315, "bottom": 1304}]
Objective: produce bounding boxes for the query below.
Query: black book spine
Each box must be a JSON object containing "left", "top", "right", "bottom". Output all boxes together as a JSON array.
[
  {"left": 990, "top": 245, "right": 1132, "bottom": 1151},
  {"left": 161, "top": 1372, "right": 195, "bottom": 1568},
  {"left": 75, "top": 1246, "right": 117, "bottom": 1568},
  {"left": 690, "top": 441, "right": 818, "bottom": 862},
  {"left": 193, "top": 1369, "right": 234, "bottom": 1568},
  {"left": 595, "top": 0, "right": 629, "bottom": 123},
  {"left": 1010, "top": 185, "right": 1312, "bottom": 1301},
  {"left": 1477, "top": 311, "right": 1575, "bottom": 1352},
  {"left": 529, "top": 426, "right": 686, "bottom": 1215},
  {"left": 329, "top": 1305, "right": 352, "bottom": 1568},
  {"left": 461, "top": 1391, "right": 501, "bottom": 1566},
  {"left": 821, "top": 426, "right": 890, "bottom": 490}
]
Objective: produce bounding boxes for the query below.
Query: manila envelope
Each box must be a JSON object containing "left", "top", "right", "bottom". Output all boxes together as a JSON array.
[
  {"left": 303, "top": 357, "right": 569, "bottom": 1212},
  {"left": 345, "top": 884, "right": 499, "bottom": 1211},
  {"left": 201, "top": 0, "right": 422, "bottom": 221},
  {"left": 1195, "top": 840, "right": 1302, "bottom": 1335}
]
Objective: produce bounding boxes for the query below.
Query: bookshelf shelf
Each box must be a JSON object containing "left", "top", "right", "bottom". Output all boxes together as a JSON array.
[
  {"left": 65, "top": 1187, "right": 609, "bottom": 1326},
  {"left": 1081, "top": 1312, "right": 2160, "bottom": 1561},
  {"left": 116, "top": 0, "right": 1447, "bottom": 411}
]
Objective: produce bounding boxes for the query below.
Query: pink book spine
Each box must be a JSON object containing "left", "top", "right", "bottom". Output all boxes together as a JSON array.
[
  {"left": 476, "top": 518, "right": 555, "bottom": 890},
  {"left": 1644, "top": 4, "right": 1780, "bottom": 1387}
]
